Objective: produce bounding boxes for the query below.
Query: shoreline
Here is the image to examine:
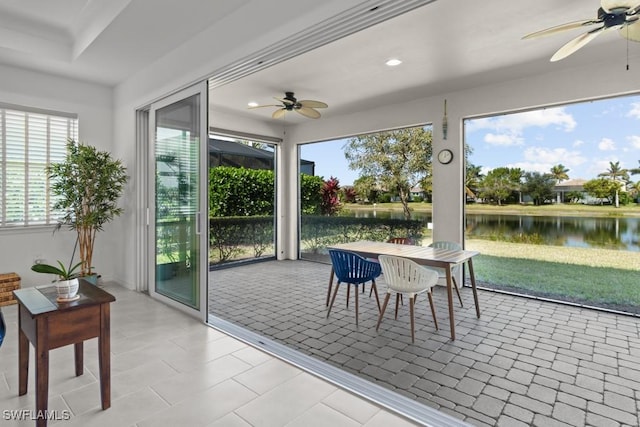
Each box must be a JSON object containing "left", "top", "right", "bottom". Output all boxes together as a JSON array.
[{"left": 345, "top": 202, "right": 640, "bottom": 218}]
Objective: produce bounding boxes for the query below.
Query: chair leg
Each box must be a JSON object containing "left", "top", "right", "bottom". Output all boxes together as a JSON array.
[
  {"left": 409, "top": 296, "right": 416, "bottom": 343},
  {"left": 376, "top": 293, "right": 392, "bottom": 331},
  {"left": 327, "top": 282, "right": 341, "bottom": 318},
  {"left": 371, "top": 280, "right": 381, "bottom": 312},
  {"left": 394, "top": 294, "right": 400, "bottom": 320},
  {"left": 326, "top": 267, "right": 334, "bottom": 307},
  {"left": 428, "top": 291, "right": 438, "bottom": 330},
  {"left": 354, "top": 284, "right": 359, "bottom": 325},
  {"left": 346, "top": 284, "right": 351, "bottom": 308},
  {"left": 453, "top": 276, "right": 463, "bottom": 307}
]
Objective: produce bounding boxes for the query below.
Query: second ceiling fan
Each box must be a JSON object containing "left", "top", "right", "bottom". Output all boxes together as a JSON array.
[
  {"left": 250, "top": 92, "right": 328, "bottom": 119},
  {"left": 523, "top": 0, "right": 640, "bottom": 61}
]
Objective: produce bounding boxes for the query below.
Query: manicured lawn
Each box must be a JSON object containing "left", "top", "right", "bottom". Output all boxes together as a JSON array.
[{"left": 472, "top": 255, "right": 640, "bottom": 313}]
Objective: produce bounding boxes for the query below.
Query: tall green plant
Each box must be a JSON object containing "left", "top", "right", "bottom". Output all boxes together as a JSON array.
[{"left": 48, "top": 139, "right": 128, "bottom": 276}]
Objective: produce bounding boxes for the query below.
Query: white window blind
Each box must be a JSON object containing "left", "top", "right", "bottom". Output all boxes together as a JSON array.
[{"left": 0, "top": 103, "right": 78, "bottom": 227}]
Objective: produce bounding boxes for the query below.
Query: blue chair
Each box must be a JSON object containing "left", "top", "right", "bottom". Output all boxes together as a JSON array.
[
  {"left": 327, "top": 249, "right": 382, "bottom": 325},
  {"left": 0, "top": 308, "right": 5, "bottom": 348}
]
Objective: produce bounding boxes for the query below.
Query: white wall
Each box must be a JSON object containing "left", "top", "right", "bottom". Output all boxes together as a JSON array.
[{"left": 0, "top": 64, "right": 113, "bottom": 287}]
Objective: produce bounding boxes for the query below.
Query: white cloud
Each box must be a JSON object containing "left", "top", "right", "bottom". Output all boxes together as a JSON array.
[
  {"left": 628, "top": 135, "right": 640, "bottom": 149},
  {"left": 627, "top": 102, "right": 640, "bottom": 119},
  {"left": 587, "top": 158, "right": 617, "bottom": 177},
  {"left": 493, "top": 147, "right": 587, "bottom": 176},
  {"left": 484, "top": 133, "right": 523, "bottom": 146},
  {"left": 598, "top": 138, "right": 616, "bottom": 151},
  {"left": 522, "top": 146, "right": 587, "bottom": 167},
  {"left": 467, "top": 107, "right": 577, "bottom": 134},
  {"left": 573, "top": 140, "right": 584, "bottom": 147},
  {"left": 466, "top": 107, "right": 576, "bottom": 147}
]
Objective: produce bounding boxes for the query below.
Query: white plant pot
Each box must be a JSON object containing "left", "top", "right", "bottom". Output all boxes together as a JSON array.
[{"left": 56, "top": 278, "right": 79, "bottom": 300}]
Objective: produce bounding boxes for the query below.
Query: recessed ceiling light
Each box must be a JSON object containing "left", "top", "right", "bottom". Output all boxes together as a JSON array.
[
  {"left": 248, "top": 101, "right": 259, "bottom": 107},
  {"left": 385, "top": 58, "right": 402, "bottom": 67}
]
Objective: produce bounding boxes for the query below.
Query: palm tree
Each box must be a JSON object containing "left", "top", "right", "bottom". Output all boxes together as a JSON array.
[
  {"left": 598, "top": 161, "right": 629, "bottom": 208},
  {"left": 629, "top": 160, "right": 640, "bottom": 176},
  {"left": 550, "top": 164, "right": 570, "bottom": 203},
  {"left": 465, "top": 163, "right": 483, "bottom": 201}
]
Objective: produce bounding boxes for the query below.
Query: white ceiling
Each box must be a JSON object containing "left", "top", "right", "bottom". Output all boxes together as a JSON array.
[{"left": 0, "top": 0, "right": 638, "bottom": 124}]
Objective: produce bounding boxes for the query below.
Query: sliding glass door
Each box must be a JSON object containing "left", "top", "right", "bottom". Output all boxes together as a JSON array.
[{"left": 148, "top": 82, "right": 208, "bottom": 318}]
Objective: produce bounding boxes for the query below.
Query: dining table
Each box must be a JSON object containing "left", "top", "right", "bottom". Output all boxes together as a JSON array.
[{"left": 327, "top": 240, "right": 480, "bottom": 340}]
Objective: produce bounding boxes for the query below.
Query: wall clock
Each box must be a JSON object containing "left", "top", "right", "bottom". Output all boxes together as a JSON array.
[{"left": 437, "top": 149, "right": 453, "bottom": 164}]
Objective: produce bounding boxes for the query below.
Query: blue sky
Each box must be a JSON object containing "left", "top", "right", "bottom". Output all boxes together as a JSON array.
[{"left": 299, "top": 94, "right": 640, "bottom": 185}]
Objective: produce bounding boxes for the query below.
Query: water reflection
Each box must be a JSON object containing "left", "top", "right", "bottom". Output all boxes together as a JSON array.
[{"left": 349, "top": 209, "right": 639, "bottom": 251}]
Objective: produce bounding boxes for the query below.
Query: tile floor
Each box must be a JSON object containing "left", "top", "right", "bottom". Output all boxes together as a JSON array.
[
  {"left": 0, "top": 283, "right": 430, "bottom": 427},
  {"left": 210, "top": 259, "right": 640, "bottom": 427}
]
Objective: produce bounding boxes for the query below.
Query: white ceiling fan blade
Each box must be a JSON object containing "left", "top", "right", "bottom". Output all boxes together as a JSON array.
[
  {"left": 272, "top": 108, "right": 286, "bottom": 119},
  {"left": 628, "top": 2, "right": 640, "bottom": 15},
  {"left": 602, "top": 0, "right": 637, "bottom": 13},
  {"left": 299, "top": 100, "right": 328, "bottom": 108},
  {"left": 296, "top": 107, "right": 321, "bottom": 119},
  {"left": 621, "top": 19, "right": 640, "bottom": 40},
  {"left": 248, "top": 104, "right": 281, "bottom": 109},
  {"left": 550, "top": 28, "right": 605, "bottom": 61},
  {"left": 523, "top": 19, "right": 600, "bottom": 39}
]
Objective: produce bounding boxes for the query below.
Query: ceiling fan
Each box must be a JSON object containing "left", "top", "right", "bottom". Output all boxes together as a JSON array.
[
  {"left": 249, "top": 91, "right": 328, "bottom": 119},
  {"left": 523, "top": 0, "right": 640, "bottom": 61}
]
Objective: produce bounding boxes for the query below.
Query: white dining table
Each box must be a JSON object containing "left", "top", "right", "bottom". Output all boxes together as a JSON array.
[{"left": 327, "top": 240, "right": 481, "bottom": 340}]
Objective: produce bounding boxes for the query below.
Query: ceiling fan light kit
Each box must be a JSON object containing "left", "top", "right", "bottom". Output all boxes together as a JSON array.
[
  {"left": 523, "top": 0, "right": 640, "bottom": 62},
  {"left": 248, "top": 91, "right": 328, "bottom": 119}
]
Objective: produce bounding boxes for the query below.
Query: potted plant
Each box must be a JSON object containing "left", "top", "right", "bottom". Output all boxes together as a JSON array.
[
  {"left": 31, "top": 259, "right": 82, "bottom": 300},
  {"left": 46, "top": 139, "right": 128, "bottom": 281}
]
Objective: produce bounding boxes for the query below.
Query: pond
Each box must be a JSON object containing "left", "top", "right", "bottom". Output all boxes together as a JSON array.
[{"left": 349, "top": 209, "right": 640, "bottom": 252}]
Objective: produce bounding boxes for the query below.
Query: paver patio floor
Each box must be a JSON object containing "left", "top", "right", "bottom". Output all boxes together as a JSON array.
[{"left": 209, "top": 259, "right": 640, "bottom": 426}]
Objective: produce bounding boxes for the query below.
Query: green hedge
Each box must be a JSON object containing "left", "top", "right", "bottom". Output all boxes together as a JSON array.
[
  {"left": 209, "top": 167, "right": 323, "bottom": 217},
  {"left": 209, "top": 216, "right": 274, "bottom": 263},
  {"left": 300, "top": 215, "right": 424, "bottom": 254}
]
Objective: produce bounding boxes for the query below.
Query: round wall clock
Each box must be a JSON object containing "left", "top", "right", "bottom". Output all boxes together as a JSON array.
[{"left": 437, "top": 149, "right": 453, "bottom": 164}]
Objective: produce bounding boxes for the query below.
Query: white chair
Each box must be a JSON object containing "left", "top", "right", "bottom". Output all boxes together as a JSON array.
[
  {"left": 426, "top": 241, "right": 464, "bottom": 307},
  {"left": 376, "top": 255, "right": 439, "bottom": 343}
]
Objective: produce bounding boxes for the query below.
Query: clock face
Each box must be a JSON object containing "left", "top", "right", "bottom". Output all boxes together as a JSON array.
[{"left": 438, "top": 149, "right": 453, "bottom": 164}]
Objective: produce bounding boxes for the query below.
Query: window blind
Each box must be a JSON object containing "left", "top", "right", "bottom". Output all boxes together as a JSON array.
[{"left": 0, "top": 105, "right": 78, "bottom": 227}]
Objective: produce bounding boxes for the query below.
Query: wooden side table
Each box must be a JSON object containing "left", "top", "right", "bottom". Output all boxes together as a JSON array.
[{"left": 13, "top": 280, "right": 115, "bottom": 427}]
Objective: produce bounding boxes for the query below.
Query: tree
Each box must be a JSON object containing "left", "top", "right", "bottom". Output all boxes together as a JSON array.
[
  {"left": 583, "top": 177, "right": 621, "bottom": 205},
  {"left": 521, "top": 172, "right": 555, "bottom": 206},
  {"left": 341, "top": 187, "right": 357, "bottom": 203},
  {"left": 353, "top": 175, "right": 379, "bottom": 203},
  {"left": 566, "top": 190, "right": 584, "bottom": 204},
  {"left": 345, "top": 126, "right": 433, "bottom": 220},
  {"left": 598, "top": 161, "right": 629, "bottom": 208},
  {"left": 628, "top": 160, "right": 640, "bottom": 176},
  {"left": 465, "top": 163, "right": 484, "bottom": 200},
  {"left": 550, "top": 164, "right": 570, "bottom": 203},
  {"left": 478, "top": 167, "right": 522, "bottom": 206},
  {"left": 320, "top": 176, "right": 341, "bottom": 215}
]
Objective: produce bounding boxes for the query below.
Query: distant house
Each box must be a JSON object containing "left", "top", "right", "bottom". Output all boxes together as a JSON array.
[
  {"left": 554, "top": 178, "right": 586, "bottom": 203},
  {"left": 208, "top": 138, "right": 315, "bottom": 175}
]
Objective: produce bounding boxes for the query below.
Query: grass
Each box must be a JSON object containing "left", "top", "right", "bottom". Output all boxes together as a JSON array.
[
  {"left": 464, "top": 239, "right": 640, "bottom": 314},
  {"left": 346, "top": 201, "right": 640, "bottom": 217}
]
